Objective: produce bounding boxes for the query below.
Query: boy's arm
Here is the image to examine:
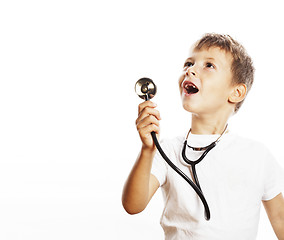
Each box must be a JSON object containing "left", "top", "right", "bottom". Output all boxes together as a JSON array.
[
  {"left": 263, "top": 193, "right": 284, "bottom": 240},
  {"left": 122, "top": 101, "right": 161, "bottom": 214},
  {"left": 122, "top": 149, "right": 160, "bottom": 214}
]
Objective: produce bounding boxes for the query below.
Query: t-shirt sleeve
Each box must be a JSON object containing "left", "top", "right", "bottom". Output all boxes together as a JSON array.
[
  {"left": 151, "top": 139, "right": 168, "bottom": 186},
  {"left": 262, "top": 149, "right": 284, "bottom": 201}
]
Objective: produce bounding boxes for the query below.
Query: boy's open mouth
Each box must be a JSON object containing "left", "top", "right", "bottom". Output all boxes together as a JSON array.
[{"left": 184, "top": 82, "right": 199, "bottom": 94}]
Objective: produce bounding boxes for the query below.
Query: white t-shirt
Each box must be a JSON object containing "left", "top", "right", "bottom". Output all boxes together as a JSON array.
[{"left": 151, "top": 131, "right": 284, "bottom": 240}]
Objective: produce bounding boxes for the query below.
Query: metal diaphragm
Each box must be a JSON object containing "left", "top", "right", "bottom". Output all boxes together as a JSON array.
[{"left": 135, "top": 78, "right": 157, "bottom": 100}]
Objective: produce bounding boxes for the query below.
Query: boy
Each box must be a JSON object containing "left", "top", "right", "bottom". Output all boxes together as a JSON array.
[{"left": 122, "top": 33, "right": 284, "bottom": 239}]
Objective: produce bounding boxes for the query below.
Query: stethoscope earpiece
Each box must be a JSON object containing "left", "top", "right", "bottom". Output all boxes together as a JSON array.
[{"left": 135, "top": 78, "right": 157, "bottom": 100}]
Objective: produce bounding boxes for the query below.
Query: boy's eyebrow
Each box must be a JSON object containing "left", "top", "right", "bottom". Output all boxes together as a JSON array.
[
  {"left": 205, "top": 57, "right": 216, "bottom": 61},
  {"left": 185, "top": 57, "right": 194, "bottom": 62},
  {"left": 184, "top": 57, "right": 217, "bottom": 62}
]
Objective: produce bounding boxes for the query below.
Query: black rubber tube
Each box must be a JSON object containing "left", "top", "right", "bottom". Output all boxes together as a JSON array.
[
  {"left": 151, "top": 131, "right": 211, "bottom": 220},
  {"left": 182, "top": 141, "right": 216, "bottom": 165}
]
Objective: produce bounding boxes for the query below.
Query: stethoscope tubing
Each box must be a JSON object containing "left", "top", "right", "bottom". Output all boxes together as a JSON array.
[
  {"left": 145, "top": 93, "right": 211, "bottom": 220},
  {"left": 151, "top": 131, "right": 211, "bottom": 220}
]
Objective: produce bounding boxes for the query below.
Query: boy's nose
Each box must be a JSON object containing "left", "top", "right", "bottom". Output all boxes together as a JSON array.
[{"left": 186, "top": 68, "right": 196, "bottom": 77}]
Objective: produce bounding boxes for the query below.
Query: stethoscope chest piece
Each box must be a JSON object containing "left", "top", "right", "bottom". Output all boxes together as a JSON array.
[{"left": 135, "top": 78, "right": 157, "bottom": 100}]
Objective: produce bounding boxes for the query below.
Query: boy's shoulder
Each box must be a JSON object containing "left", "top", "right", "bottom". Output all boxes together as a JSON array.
[
  {"left": 160, "top": 134, "right": 184, "bottom": 149},
  {"left": 157, "top": 135, "right": 187, "bottom": 158},
  {"left": 227, "top": 131, "right": 273, "bottom": 156},
  {"left": 230, "top": 131, "right": 265, "bottom": 146}
]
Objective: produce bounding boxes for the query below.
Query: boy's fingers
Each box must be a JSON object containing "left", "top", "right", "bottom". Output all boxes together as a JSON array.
[
  {"left": 137, "top": 115, "right": 160, "bottom": 131},
  {"left": 139, "top": 123, "right": 160, "bottom": 138},
  {"left": 136, "top": 101, "right": 161, "bottom": 149},
  {"left": 138, "top": 101, "right": 157, "bottom": 114},
  {"left": 136, "top": 107, "right": 161, "bottom": 125}
]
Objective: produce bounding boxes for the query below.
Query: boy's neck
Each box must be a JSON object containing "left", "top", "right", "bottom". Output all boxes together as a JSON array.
[{"left": 190, "top": 113, "right": 230, "bottom": 135}]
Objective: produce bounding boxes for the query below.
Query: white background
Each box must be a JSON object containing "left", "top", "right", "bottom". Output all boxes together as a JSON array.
[{"left": 0, "top": 0, "right": 283, "bottom": 239}]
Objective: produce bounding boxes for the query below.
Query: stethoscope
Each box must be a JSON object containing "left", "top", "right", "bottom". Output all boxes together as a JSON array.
[{"left": 135, "top": 77, "right": 227, "bottom": 221}]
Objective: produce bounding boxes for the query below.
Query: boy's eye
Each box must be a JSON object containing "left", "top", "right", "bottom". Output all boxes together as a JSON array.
[
  {"left": 206, "top": 62, "right": 215, "bottom": 69},
  {"left": 184, "top": 62, "right": 194, "bottom": 68}
]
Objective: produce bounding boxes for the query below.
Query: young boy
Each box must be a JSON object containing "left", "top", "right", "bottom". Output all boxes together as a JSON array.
[{"left": 122, "top": 33, "right": 284, "bottom": 239}]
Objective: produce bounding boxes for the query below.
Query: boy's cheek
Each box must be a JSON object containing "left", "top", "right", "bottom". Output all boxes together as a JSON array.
[
  {"left": 178, "top": 74, "right": 185, "bottom": 89},
  {"left": 178, "top": 82, "right": 184, "bottom": 95}
]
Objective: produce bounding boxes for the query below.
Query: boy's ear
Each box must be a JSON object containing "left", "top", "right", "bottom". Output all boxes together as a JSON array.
[{"left": 228, "top": 83, "right": 247, "bottom": 104}]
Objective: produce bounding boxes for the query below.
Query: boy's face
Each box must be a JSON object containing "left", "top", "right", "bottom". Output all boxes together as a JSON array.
[{"left": 178, "top": 47, "right": 235, "bottom": 116}]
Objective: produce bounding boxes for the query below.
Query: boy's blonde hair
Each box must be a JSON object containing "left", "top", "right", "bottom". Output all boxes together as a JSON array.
[{"left": 193, "top": 33, "right": 254, "bottom": 113}]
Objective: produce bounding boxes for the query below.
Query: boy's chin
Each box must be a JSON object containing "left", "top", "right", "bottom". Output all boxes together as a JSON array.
[
  {"left": 182, "top": 102, "right": 199, "bottom": 114},
  {"left": 181, "top": 100, "right": 210, "bottom": 115}
]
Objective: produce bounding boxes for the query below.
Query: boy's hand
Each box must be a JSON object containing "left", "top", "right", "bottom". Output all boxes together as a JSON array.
[{"left": 136, "top": 101, "right": 161, "bottom": 151}]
